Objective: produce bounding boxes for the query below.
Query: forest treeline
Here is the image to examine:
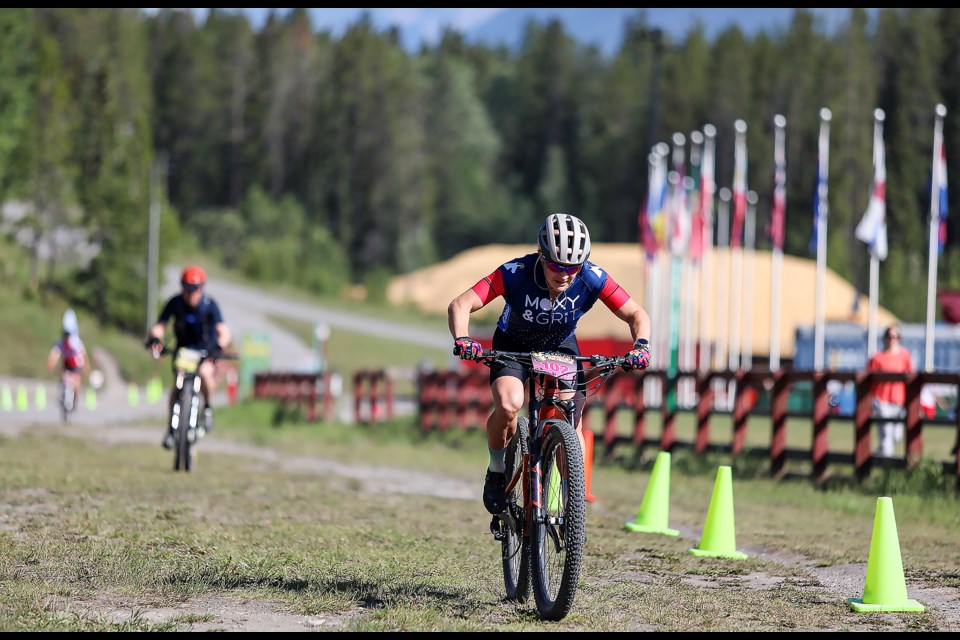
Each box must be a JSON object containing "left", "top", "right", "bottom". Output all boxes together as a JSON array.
[{"left": 1, "top": 8, "right": 959, "bottom": 332}]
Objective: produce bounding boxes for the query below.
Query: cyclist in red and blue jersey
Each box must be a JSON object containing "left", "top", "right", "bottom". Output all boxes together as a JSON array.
[
  {"left": 448, "top": 213, "right": 652, "bottom": 515},
  {"left": 146, "top": 265, "right": 232, "bottom": 449},
  {"left": 47, "top": 308, "right": 90, "bottom": 398}
]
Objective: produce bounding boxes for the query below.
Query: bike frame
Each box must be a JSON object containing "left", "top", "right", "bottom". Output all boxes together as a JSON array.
[{"left": 507, "top": 374, "right": 577, "bottom": 529}]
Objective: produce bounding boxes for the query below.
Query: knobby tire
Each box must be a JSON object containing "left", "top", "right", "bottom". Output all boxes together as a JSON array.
[
  {"left": 60, "top": 382, "right": 74, "bottom": 424},
  {"left": 502, "top": 417, "right": 531, "bottom": 602},
  {"left": 531, "top": 418, "right": 585, "bottom": 621},
  {"left": 175, "top": 385, "right": 196, "bottom": 472}
]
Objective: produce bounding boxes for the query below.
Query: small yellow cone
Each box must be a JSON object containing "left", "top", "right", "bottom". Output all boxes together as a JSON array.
[
  {"left": 1, "top": 384, "right": 13, "bottom": 411},
  {"left": 36, "top": 384, "right": 47, "bottom": 410},
  {"left": 86, "top": 387, "right": 97, "bottom": 410}
]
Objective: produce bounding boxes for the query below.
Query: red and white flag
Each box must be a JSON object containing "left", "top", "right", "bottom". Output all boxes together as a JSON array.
[{"left": 855, "top": 116, "right": 888, "bottom": 260}]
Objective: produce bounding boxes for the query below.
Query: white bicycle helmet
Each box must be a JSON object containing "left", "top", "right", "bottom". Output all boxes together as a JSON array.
[
  {"left": 538, "top": 213, "right": 591, "bottom": 265},
  {"left": 62, "top": 308, "right": 79, "bottom": 337}
]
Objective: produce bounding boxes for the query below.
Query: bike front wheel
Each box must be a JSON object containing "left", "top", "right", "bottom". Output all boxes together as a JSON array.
[
  {"left": 531, "top": 418, "right": 586, "bottom": 621},
  {"left": 502, "top": 417, "right": 530, "bottom": 602},
  {"left": 174, "top": 386, "right": 197, "bottom": 472},
  {"left": 60, "top": 381, "right": 74, "bottom": 424}
]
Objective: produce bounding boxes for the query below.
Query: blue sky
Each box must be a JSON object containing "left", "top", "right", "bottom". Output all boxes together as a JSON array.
[
  {"left": 165, "top": 9, "right": 865, "bottom": 56},
  {"left": 232, "top": 8, "right": 505, "bottom": 48}
]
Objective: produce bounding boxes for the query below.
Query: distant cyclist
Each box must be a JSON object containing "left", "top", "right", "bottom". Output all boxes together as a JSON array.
[
  {"left": 146, "top": 265, "right": 232, "bottom": 449},
  {"left": 47, "top": 308, "right": 90, "bottom": 398},
  {"left": 447, "top": 212, "right": 652, "bottom": 515}
]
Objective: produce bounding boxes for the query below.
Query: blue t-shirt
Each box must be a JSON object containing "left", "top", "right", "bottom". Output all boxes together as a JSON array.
[{"left": 157, "top": 294, "right": 224, "bottom": 351}]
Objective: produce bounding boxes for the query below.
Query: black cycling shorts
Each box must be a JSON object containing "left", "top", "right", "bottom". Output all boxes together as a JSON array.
[{"left": 489, "top": 328, "right": 584, "bottom": 392}]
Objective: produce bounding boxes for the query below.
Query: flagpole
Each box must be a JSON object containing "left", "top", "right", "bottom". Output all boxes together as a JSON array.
[
  {"left": 729, "top": 119, "right": 747, "bottom": 372},
  {"left": 684, "top": 131, "right": 702, "bottom": 384},
  {"left": 714, "top": 187, "right": 731, "bottom": 371},
  {"left": 867, "top": 109, "right": 885, "bottom": 358},
  {"left": 925, "top": 103, "right": 947, "bottom": 372},
  {"left": 699, "top": 124, "right": 716, "bottom": 373},
  {"left": 743, "top": 190, "right": 758, "bottom": 370},
  {"left": 814, "top": 108, "right": 832, "bottom": 372},
  {"left": 667, "top": 132, "right": 686, "bottom": 411},
  {"left": 643, "top": 150, "right": 662, "bottom": 376},
  {"left": 769, "top": 115, "right": 786, "bottom": 371},
  {"left": 653, "top": 143, "right": 670, "bottom": 407}
]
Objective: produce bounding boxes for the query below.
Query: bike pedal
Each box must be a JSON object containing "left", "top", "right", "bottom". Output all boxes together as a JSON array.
[{"left": 490, "top": 515, "right": 506, "bottom": 540}]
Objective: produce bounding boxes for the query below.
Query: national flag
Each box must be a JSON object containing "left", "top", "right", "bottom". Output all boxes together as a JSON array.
[
  {"left": 769, "top": 127, "right": 786, "bottom": 251},
  {"left": 700, "top": 127, "right": 716, "bottom": 250},
  {"left": 855, "top": 118, "right": 888, "bottom": 260},
  {"left": 938, "top": 142, "right": 948, "bottom": 256},
  {"left": 640, "top": 151, "right": 668, "bottom": 260},
  {"left": 669, "top": 141, "right": 690, "bottom": 256},
  {"left": 688, "top": 139, "right": 704, "bottom": 261},
  {"left": 730, "top": 124, "right": 747, "bottom": 248},
  {"left": 809, "top": 122, "right": 830, "bottom": 254}
]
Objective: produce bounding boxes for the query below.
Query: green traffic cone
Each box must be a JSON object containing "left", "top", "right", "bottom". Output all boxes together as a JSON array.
[
  {"left": 35, "top": 384, "right": 46, "bottom": 410},
  {"left": 85, "top": 387, "right": 97, "bottom": 410},
  {"left": 848, "top": 497, "right": 924, "bottom": 612},
  {"left": 624, "top": 451, "right": 679, "bottom": 535},
  {"left": 16, "top": 385, "right": 28, "bottom": 411},
  {"left": 127, "top": 383, "right": 139, "bottom": 406},
  {"left": 1, "top": 384, "right": 12, "bottom": 411},
  {"left": 689, "top": 466, "right": 747, "bottom": 559},
  {"left": 147, "top": 377, "right": 163, "bottom": 404},
  {"left": 547, "top": 461, "right": 561, "bottom": 514}
]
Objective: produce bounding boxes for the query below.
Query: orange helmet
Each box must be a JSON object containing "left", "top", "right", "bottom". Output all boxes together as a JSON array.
[{"left": 181, "top": 265, "right": 206, "bottom": 291}]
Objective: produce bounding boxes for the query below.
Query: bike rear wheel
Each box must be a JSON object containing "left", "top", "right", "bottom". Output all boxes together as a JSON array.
[
  {"left": 531, "top": 418, "right": 586, "bottom": 621},
  {"left": 501, "top": 417, "right": 530, "bottom": 602}
]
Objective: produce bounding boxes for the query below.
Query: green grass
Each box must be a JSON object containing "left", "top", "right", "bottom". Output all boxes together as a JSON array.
[
  {"left": 267, "top": 314, "right": 452, "bottom": 381},
  {"left": 0, "top": 234, "right": 457, "bottom": 388},
  {"left": 0, "top": 236, "right": 165, "bottom": 384},
  {"left": 1, "top": 407, "right": 957, "bottom": 631}
]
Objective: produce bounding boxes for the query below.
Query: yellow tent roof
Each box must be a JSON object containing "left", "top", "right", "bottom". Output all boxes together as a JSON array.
[{"left": 388, "top": 243, "right": 898, "bottom": 361}]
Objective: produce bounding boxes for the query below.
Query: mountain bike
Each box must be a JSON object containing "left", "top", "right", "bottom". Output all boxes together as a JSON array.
[
  {"left": 152, "top": 344, "right": 236, "bottom": 472},
  {"left": 59, "top": 371, "right": 79, "bottom": 424},
  {"left": 473, "top": 349, "right": 626, "bottom": 621}
]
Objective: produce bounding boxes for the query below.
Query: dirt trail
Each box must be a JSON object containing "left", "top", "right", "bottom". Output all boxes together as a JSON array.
[{"left": 4, "top": 408, "right": 958, "bottom": 631}]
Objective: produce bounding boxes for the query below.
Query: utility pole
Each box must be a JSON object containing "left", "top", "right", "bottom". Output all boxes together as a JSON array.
[{"left": 146, "top": 153, "right": 168, "bottom": 335}]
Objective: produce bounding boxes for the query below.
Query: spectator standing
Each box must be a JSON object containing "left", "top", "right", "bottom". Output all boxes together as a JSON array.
[{"left": 867, "top": 324, "right": 912, "bottom": 457}]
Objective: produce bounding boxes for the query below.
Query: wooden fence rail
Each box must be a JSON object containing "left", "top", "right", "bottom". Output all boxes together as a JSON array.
[{"left": 416, "top": 367, "right": 960, "bottom": 488}]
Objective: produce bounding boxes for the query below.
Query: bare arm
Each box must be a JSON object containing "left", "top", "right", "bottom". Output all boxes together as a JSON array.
[
  {"left": 148, "top": 321, "right": 166, "bottom": 343},
  {"left": 448, "top": 288, "right": 486, "bottom": 339},
  {"left": 215, "top": 322, "right": 232, "bottom": 351},
  {"left": 611, "top": 296, "right": 651, "bottom": 344},
  {"left": 46, "top": 347, "right": 60, "bottom": 373}
]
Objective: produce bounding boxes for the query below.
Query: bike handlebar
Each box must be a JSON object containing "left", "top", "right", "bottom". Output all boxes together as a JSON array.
[
  {"left": 147, "top": 342, "right": 239, "bottom": 361},
  {"left": 473, "top": 349, "right": 625, "bottom": 369}
]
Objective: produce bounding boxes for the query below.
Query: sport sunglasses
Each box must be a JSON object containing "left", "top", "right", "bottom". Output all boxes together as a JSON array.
[{"left": 544, "top": 258, "right": 582, "bottom": 276}]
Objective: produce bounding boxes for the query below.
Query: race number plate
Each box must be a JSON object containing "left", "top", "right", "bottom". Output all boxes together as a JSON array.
[
  {"left": 174, "top": 347, "right": 203, "bottom": 374},
  {"left": 531, "top": 351, "right": 577, "bottom": 382}
]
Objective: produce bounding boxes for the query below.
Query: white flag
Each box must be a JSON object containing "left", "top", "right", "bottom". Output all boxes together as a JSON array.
[{"left": 855, "top": 119, "right": 888, "bottom": 261}]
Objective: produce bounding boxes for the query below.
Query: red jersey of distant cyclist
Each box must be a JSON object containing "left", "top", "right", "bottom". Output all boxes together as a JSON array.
[
  {"left": 470, "top": 252, "right": 631, "bottom": 350},
  {"left": 53, "top": 335, "right": 87, "bottom": 371}
]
